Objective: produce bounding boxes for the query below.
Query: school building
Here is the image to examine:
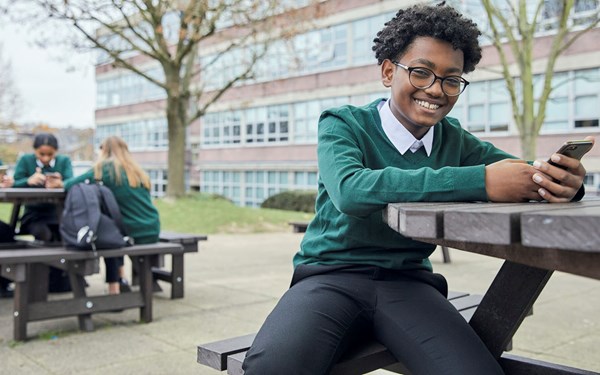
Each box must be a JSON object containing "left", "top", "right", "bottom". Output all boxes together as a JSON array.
[{"left": 94, "top": 0, "right": 600, "bottom": 205}]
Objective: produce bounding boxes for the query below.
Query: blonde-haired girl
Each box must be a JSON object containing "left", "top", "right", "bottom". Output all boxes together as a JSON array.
[{"left": 65, "top": 136, "right": 160, "bottom": 294}]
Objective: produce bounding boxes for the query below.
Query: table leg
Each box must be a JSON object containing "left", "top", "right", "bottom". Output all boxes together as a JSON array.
[
  {"left": 170, "top": 254, "right": 184, "bottom": 299},
  {"left": 469, "top": 261, "right": 552, "bottom": 358},
  {"left": 67, "top": 264, "right": 94, "bottom": 332},
  {"left": 9, "top": 202, "right": 21, "bottom": 231},
  {"left": 13, "top": 264, "right": 29, "bottom": 341},
  {"left": 137, "top": 256, "right": 153, "bottom": 323},
  {"left": 28, "top": 264, "right": 49, "bottom": 302}
]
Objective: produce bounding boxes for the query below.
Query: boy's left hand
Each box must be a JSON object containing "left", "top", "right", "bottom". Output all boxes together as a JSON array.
[{"left": 532, "top": 136, "right": 595, "bottom": 202}]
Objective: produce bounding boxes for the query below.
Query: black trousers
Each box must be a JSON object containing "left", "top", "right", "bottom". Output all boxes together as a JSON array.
[
  {"left": 243, "top": 264, "right": 504, "bottom": 375},
  {"left": 104, "top": 256, "right": 124, "bottom": 283}
]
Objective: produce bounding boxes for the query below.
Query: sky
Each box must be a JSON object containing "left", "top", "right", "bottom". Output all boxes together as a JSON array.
[{"left": 0, "top": 21, "right": 96, "bottom": 128}]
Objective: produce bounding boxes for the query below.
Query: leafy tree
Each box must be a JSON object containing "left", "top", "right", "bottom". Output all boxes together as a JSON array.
[
  {"left": 480, "top": 0, "right": 599, "bottom": 159},
  {"left": 4, "top": 0, "right": 316, "bottom": 197}
]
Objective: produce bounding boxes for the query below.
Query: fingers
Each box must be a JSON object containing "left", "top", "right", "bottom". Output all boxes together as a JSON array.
[
  {"left": 532, "top": 159, "right": 583, "bottom": 202},
  {"left": 584, "top": 135, "right": 596, "bottom": 145}
]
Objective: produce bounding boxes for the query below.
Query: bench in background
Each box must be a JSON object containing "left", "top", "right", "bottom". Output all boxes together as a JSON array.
[
  {"left": 197, "top": 291, "right": 484, "bottom": 375},
  {"left": 288, "top": 221, "right": 308, "bottom": 233},
  {"left": 0, "top": 242, "right": 184, "bottom": 341},
  {"left": 131, "top": 231, "right": 207, "bottom": 299}
]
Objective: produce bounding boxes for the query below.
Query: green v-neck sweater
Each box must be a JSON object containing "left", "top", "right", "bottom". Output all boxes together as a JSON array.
[{"left": 293, "top": 99, "right": 516, "bottom": 271}]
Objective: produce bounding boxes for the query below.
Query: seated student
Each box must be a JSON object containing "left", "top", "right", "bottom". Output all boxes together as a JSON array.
[
  {"left": 12, "top": 133, "right": 74, "bottom": 293},
  {"left": 12, "top": 133, "right": 73, "bottom": 241},
  {"left": 0, "top": 159, "right": 16, "bottom": 298},
  {"left": 242, "top": 4, "right": 592, "bottom": 375},
  {"left": 64, "top": 136, "right": 160, "bottom": 295}
]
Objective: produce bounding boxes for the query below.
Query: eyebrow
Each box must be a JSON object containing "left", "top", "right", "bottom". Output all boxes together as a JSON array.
[{"left": 410, "top": 58, "right": 463, "bottom": 74}]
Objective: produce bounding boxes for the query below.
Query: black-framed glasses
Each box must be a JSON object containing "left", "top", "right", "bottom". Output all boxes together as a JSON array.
[{"left": 391, "top": 61, "right": 469, "bottom": 96}]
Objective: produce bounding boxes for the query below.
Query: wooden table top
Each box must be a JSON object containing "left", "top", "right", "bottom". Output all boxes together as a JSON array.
[
  {"left": 384, "top": 199, "right": 600, "bottom": 280},
  {"left": 0, "top": 188, "right": 65, "bottom": 201}
]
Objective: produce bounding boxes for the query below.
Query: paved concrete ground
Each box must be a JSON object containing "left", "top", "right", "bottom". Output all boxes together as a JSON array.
[{"left": 1, "top": 232, "right": 599, "bottom": 374}]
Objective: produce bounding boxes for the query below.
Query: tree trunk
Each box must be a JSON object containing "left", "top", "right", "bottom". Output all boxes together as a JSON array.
[
  {"left": 520, "top": 129, "right": 537, "bottom": 161},
  {"left": 166, "top": 94, "right": 187, "bottom": 198}
]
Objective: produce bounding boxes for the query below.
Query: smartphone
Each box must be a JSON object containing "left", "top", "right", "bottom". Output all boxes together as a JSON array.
[
  {"left": 548, "top": 140, "right": 593, "bottom": 169},
  {"left": 44, "top": 172, "right": 61, "bottom": 179},
  {"left": 0, "top": 165, "right": 8, "bottom": 177}
]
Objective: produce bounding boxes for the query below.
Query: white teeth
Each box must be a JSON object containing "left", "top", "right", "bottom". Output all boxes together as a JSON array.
[{"left": 415, "top": 99, "right": 439, "bottom": 110}]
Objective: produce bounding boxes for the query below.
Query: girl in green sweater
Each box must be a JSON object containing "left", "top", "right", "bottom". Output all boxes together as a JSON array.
[
  {"left": 64, "top": 136, "right": 160, "bottom": 294},
  {"left": 13, "top": 133, "right": 73, "bottom": 242},
  {"left": 243, "top": 4, "right": 593, "bottom": 375}
]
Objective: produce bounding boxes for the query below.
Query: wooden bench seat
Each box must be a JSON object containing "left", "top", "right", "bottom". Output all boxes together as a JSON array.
[
  {"left": 197, "top": 291, "right": 484, "bottom": 375},
  {"left": 288, "top": 221, "right": 309, "bottom": 233},
  {"left": 150, "top": 231, "right": 207, "bottom": 299},
  {"left": 0, "top": 242, "right": 184, "bottom": 341}
]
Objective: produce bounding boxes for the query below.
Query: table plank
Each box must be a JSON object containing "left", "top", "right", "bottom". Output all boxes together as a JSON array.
[
  {"left": 522, "top": 205, "right": 600, "bottom": 251},
  {"left": 444, "top": 201, "right": 600, "bottom": 245}
]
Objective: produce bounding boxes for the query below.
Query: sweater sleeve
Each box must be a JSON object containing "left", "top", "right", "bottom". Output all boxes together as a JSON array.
[
  {"left": 59, "top": 156, "right": 74, "bottom": 180},
  {"left": 63, "top": 170, "right": 94, "bottom": 190},
  {"left": 317, "top": 115, "right": 490, "bottom": 218},
  {"left": 12, "top": 155, "right": 33, "bottom": 187}
]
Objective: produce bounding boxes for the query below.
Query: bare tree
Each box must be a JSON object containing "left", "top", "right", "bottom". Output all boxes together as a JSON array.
[
  {"left": 5, "top": 0, "right": 317, "bottom": 197},
  {"left": 480, "top": 0, "right": 599, "bottom": 159},
  {"left": 0, "top": 43, "right": 21, "bottom": 125}
]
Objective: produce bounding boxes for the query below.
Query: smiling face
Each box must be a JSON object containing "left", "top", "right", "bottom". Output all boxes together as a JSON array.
[{"left": 381, "top": 37, "right": 464, "bottom": 139}]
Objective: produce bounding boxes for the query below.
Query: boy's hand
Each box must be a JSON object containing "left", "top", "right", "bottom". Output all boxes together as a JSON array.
[
  {"left": 531, "top": 136, "right": 595, "bottom": 202},
  {"left": 485, "top": 159, "right": 542, "bottom": 202}
]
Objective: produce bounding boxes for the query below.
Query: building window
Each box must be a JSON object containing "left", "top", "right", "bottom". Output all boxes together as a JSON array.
[
  {"left": 201, "top": 169, "right": 319, "bottom": 207},
  {"left": 573, "top": 68, "right": 600, "bottom": 128},
  {"left": 96, "top": 117, "right": 168, "bottom": 150},
  {"left": 148, "top": 169, "right": 168, "bottom": 198},
  {"left": 96, "top": 67, "right": 165, "bottom": 109}
]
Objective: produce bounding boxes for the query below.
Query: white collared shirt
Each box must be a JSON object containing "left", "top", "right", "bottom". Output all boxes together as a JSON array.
[
  {"left": 36, "top": 158, "right": 56, "bottom": 168},
  {"left": 378, "top": 99, "right": 433, "bottom": 156}
]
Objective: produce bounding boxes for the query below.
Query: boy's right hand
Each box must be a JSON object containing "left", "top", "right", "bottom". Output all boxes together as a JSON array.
[{"left": 485, "top": 159, "right": 542, "bottom": 202}]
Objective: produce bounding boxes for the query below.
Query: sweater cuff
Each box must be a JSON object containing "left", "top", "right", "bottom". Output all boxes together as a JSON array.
[{"left": 451, "top": 165, "right": 488, "bottom": 202}]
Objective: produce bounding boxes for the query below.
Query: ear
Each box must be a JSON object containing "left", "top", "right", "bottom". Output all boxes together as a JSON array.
[{"left": 381, "top": 59, "right": 395, "bottom": 88}]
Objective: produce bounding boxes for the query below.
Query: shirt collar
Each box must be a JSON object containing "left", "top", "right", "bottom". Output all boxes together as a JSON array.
[
  {"left": 36, "top": 158, "right": 56, "bottom": 168},
  {"left": 378, "top": 99, "right": 433, "bottom": 156}
]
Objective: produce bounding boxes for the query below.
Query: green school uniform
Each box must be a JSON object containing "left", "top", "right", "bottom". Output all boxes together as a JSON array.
[
  {"left": 64, "top": 163, "right": 160, "bottom": 244},
  {"left": 294, "top": 99, "right": 516, "bottom": 271},
  {"left": 12, "top": 153, "right": 73, "bottom": 222}
]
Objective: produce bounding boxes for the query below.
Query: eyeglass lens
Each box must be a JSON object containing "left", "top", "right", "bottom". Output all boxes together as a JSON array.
[{"left": 409, "top": 67, "right": 465, "bottom": 96}]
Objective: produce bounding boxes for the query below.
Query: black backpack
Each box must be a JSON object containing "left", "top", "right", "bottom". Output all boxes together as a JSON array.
[{"left": 60, "top": 182, "right": 132, "bottom": 252}]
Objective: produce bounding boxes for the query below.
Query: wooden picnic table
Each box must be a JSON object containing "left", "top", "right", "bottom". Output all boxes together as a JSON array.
[
  {"left": 0, "top": 187, "right": 66, "bottom": 230},
  {"left": 384, "top": 198, "right": 600, "bottom": 374}
]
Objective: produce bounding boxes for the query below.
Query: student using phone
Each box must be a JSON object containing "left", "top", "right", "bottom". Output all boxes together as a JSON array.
[
  {"left": 12, "top": 133, "right": 74, "bottom": 293},
  {"left": 0, "top": 159, "right": 16, "bottom": 298},
  {"left": 242, "top": 4, "right": 592, "bottom": 375},
  {"left": 12, "top": 133, "right": 73, "bottom": 241}
]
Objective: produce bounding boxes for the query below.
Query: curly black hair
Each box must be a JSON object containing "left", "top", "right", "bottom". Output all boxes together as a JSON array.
[{"left": 373, "top": 3, "right": 482, "bottom": 73}]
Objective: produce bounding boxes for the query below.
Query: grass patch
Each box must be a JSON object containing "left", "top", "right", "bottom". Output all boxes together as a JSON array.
[
  {"left": 155, "top": 193, "right": 313, "bottom": 234},
  {"left": 0, "top": 194, "right": 313, "bottom": 235}
]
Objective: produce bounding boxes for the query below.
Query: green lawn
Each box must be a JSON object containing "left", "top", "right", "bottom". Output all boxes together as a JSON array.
[{"left": 0, "top": 193, "right": 314, "bottom": 235}]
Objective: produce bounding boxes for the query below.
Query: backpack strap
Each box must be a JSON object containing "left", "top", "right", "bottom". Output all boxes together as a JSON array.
[
  {"left": 95, "top": 184, "right": 130, "bottom": 239},
  {"left": 74, "top": 183, "right": 102, "bottom": 247}
]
